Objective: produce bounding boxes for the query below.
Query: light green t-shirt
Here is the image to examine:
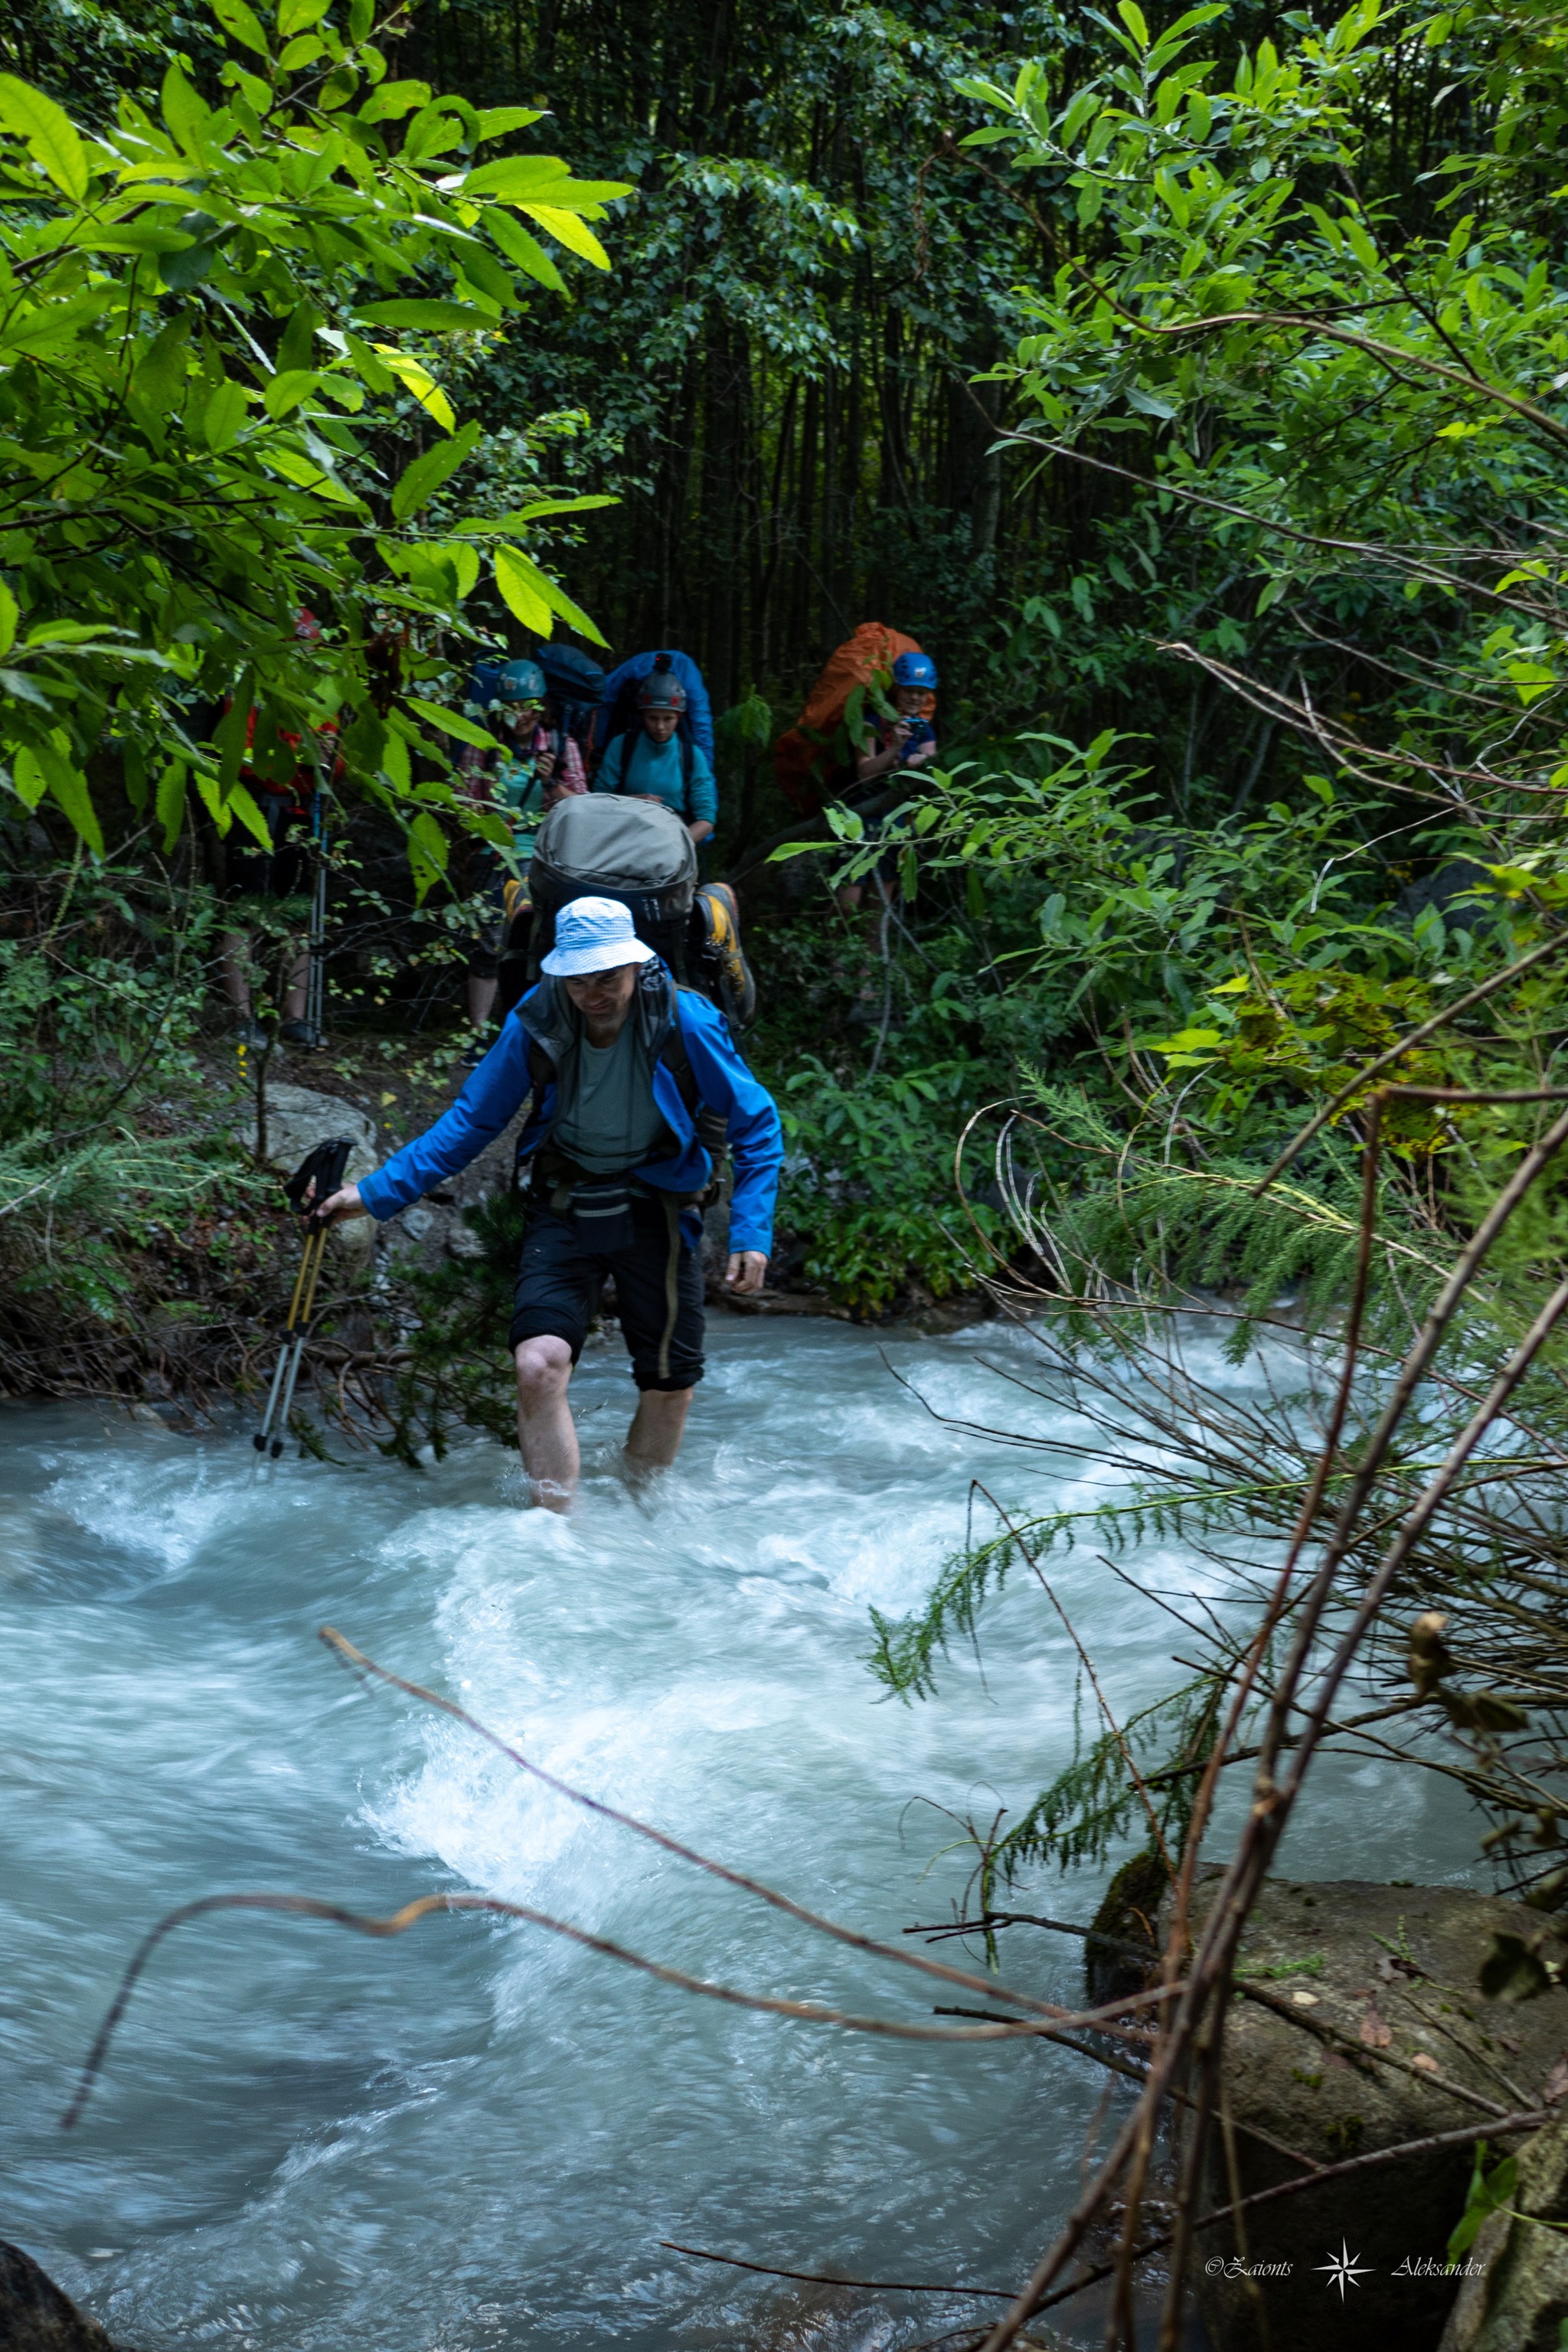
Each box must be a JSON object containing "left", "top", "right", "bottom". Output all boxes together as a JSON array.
[{"left": 553, "top": 1019, "right": 664, "bottom": 1174}]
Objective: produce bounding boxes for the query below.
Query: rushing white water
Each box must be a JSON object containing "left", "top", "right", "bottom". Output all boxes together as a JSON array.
[{"left": 2, "top": 1318, "right": 1479, "bottom": 2351}]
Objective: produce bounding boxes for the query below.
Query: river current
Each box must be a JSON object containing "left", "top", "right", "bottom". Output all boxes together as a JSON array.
[{"left": 2, "top": 1316, "right": 1479, "bottom": 2350}]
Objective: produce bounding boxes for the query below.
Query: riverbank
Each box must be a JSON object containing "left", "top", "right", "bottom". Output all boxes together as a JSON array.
[{"left": 0, "top": 1014, "right": 991, "bottom": 1438}]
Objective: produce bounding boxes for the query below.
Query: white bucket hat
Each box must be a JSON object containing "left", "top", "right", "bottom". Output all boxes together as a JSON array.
[{"left": 541, "top": 894, "right": 656, "bottom": 978}]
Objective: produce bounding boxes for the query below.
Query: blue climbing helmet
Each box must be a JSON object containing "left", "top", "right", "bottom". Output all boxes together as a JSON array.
[
  {"left": 495, "top": 658, "right": 547, "bottom": 704},
  {"left": 892, "top": 649, "right": 939, "bottom": 691}
]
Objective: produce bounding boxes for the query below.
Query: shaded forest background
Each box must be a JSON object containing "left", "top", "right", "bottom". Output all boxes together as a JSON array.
[{"left": 5, "top": 0, "right": 1557, "bottom": 813}]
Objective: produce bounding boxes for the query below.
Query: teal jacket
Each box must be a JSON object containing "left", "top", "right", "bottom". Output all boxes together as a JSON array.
[{"left": 594, "top": 730, "right": 718, "bottom": 828}]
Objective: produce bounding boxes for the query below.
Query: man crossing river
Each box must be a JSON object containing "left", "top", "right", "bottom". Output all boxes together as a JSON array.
[{"left": 313, "top": 897, "right": 782, "bottom": 1509}]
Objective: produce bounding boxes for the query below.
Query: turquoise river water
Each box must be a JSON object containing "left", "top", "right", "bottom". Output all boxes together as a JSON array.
[{"left": 1, "top": 1316, "right": 1478, "bottom": 2350}]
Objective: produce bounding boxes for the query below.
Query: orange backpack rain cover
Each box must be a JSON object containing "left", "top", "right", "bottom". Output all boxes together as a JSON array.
[{"left": 773, "top": 622, "right": 923, "bottom": 814}]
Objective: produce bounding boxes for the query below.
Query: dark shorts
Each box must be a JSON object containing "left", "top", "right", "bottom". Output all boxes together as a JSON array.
[
  {"left": 224, "top": 792, "right": 312, "bottom": 904},
  {"left": 508, "top": 1191, "right": 704, "bottom": 1392}
]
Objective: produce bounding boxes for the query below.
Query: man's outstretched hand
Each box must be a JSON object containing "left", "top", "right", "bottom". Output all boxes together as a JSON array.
[
  {"left": 725, "top": 1251, "right": 768, "bottom": 1296},
  {"left": 302, "top": 1180, "right": 367, "bottom": 1227}
]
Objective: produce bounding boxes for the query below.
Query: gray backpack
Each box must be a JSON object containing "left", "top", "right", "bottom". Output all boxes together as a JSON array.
[{"left": 526, "top": 795, "right": 697, "bottom": 978}]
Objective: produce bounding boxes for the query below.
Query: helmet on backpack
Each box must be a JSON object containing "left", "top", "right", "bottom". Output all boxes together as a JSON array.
[
  {"left": 496, "top": 658, "right": 547, "bottom": 704},
  {"left": 637, "top": 657, "right": 688, "bottom": 715},
  {"left": 892, "top": 649, "right": 939, "bottom": 691}
]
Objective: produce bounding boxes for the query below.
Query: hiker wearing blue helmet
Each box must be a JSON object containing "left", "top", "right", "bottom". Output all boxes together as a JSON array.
[
  {"left": 838, "top": 647, "right": 942, "bottom": 916},
  {"left": 856, "top": 649, "right": 940, "bottom": 785}
]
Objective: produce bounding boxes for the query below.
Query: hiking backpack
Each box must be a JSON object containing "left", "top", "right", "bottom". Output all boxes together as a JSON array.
[
  {"left": 534, "top": 642, "right": 604, "bottom": 760},
  {"left": 526, "top": 795, "right": 698, "bottom": 980}
]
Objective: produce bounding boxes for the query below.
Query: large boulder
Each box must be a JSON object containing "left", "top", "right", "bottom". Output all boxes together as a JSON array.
[
  {"left": 1159, "top": 1876, "right": 1568, "bottom": 2352},
  {"left": 0, "top": 2241, "right": 118, "bottom": 2350},
  {"left": 1439, "top": 2109, "right": 1568, "bottom": 2350},
  {"left": 247, "top": 1083, "right": 379, "bottom": 1263}
]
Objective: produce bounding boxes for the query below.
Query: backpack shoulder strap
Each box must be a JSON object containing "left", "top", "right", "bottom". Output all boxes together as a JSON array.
[
  {"left": 678, "top": 732, "right": 694, "bottom": 814},
  {"left": 659, "top": 1001, "right": 729, "bottom": 1155},
  {"left": 658, "top": 1014, "right": 697, "bottom": 1111}
]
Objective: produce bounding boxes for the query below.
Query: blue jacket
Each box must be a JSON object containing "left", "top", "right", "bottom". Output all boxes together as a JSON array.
[
  {"left": 356, "top": 965, "right": 782, "bottom": 1256},
  {"left": 596, "top": 652, "right": 714, "bottom": 759}
]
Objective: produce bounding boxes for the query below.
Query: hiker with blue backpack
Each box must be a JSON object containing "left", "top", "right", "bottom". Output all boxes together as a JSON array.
[
  {"left": 593, "top": 658, "right": 718, "bottom": 845},
  {"left": 595, "top": 648, "right": 714, "bottom": 760}
]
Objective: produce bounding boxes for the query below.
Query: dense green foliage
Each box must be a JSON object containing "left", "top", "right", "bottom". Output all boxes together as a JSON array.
[{"left": 0, "top": 0, "right": 623, "bottom": 881}]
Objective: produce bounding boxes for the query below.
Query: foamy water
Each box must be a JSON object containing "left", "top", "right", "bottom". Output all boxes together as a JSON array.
[{"left": 0, "top": 1318, "right": 1477, "bottom": 2349}]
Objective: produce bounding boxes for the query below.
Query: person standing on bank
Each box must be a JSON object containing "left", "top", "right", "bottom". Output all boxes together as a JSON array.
[{"left": 312, "top": 897, "right": 780, "bottom": 1509}]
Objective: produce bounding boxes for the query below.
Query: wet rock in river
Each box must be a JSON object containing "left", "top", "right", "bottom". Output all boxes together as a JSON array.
[
  {"left": 1165, "top": 1875, "right": 1568, "bottom": 2352},
  {"left": 0, "top": 2242, "right": 118, "bottom": 2351},
  {"left": 1439, "top": 2105, "right": 1568, "bottom": 2350}
]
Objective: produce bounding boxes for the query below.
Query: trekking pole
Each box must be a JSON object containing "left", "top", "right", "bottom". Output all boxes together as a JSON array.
[
  {"left": 306, "top": 771, "right": 329, "bottom": 1040},
  {"left": 253, "top": 1137, "right": 352, "bottom": 1458}
]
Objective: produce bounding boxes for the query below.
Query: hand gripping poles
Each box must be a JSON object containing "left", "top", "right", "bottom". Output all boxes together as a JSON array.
[{"left": 254, "top": 1137, "right": 352, "bottom": 1459}]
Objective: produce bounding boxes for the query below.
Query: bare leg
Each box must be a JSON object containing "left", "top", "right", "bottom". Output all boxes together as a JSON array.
[
  {"left": 220, "top": 929, "right": 254, "bottom": 1014},
  {"left": 625, "top": 1386, "right": 694, "bottom": 1472},
  {"left": 468, "top": 973, "right": 498, "bottom": 1029},
  {"left": 514, "top": 1334, "right": 578, "bottom": 1510},
  {"left": 282, "top": 947, "right": 310, "bottom": 1024}
]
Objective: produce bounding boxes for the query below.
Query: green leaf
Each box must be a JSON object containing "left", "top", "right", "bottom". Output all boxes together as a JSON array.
[
  {"left": 263, "top": 368, "right": 320, "bottom": 419},
  {"left": 456, "top": 495, "right": 617, "bottom": 529},
  {"left": 456, "top": 240, "right": 519, "bottom": 311},
  {"left": 388, "top": 417, "right": 480, "bottom": 521},
  {"left": 225, "top": 779, "right": 274, "bottom": 848},
  {"left": 155, "top": 760, "right": 188, "bottom": 851},
  {"left": 358, "top": 77, "right": 430, "bottom": 121},
  {"left": 356, "top": 298, "right": 492, "bottom": 332},
  {"left": 492, "top": 544, "right": 552, "bottom": 633},
  {"left": 213, "top": 0, "right": 270, "bottom": 54},
  {"left": 278, "top": 0, "right": 330, "bottom": 32},
  {"left": 406, "top": 806, "right": 449, "bottom": 898},
  {"left": 536, "top": 570, "right": 606, "bottom": 646},
  {"left": 483, "top": 205, "right": 567, "bottom": 293},
  {"left": 0, "top": 288, "right": 111, "bottom": 353},
  {"left": 0, "top": 74, "right": 90, "bottom": 201},
  {"left": 461, "top": 153, "right": 573, "bottom": 199},
  {"left": 0, "top": 581, "right": 17, "bottom": 661},
  {"left": 404, "top": 694, "right": 499, "bottom": 747},
  {"left": 195, "top": 375, "right": 250, "bottom": 452},
  {"left": 1117, "top": 0, "right": 1151, "bottom": 46},
  {"left": 160, "top": 61, "right": 212, "bottom": 157},
  {"left": 372, "top": 345, "right": 455, "bottom": 430},
  {"left": 38, "top": 742, "right": 103, "bottom": 852},
  {"left": 267, "top": 446, "right": 363, "bottom": 504},
  {"left": 474, "top": 106, "right": 543, "bottom": 139},
  {"left": 521, "top": 204, "right": 611, "bottom": 268},
  {"left": 11, "top": 746, "right": 49, "bottom": 810},
  {"left": 129, "top": 313, "right": 191, "bottom": 435}
]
